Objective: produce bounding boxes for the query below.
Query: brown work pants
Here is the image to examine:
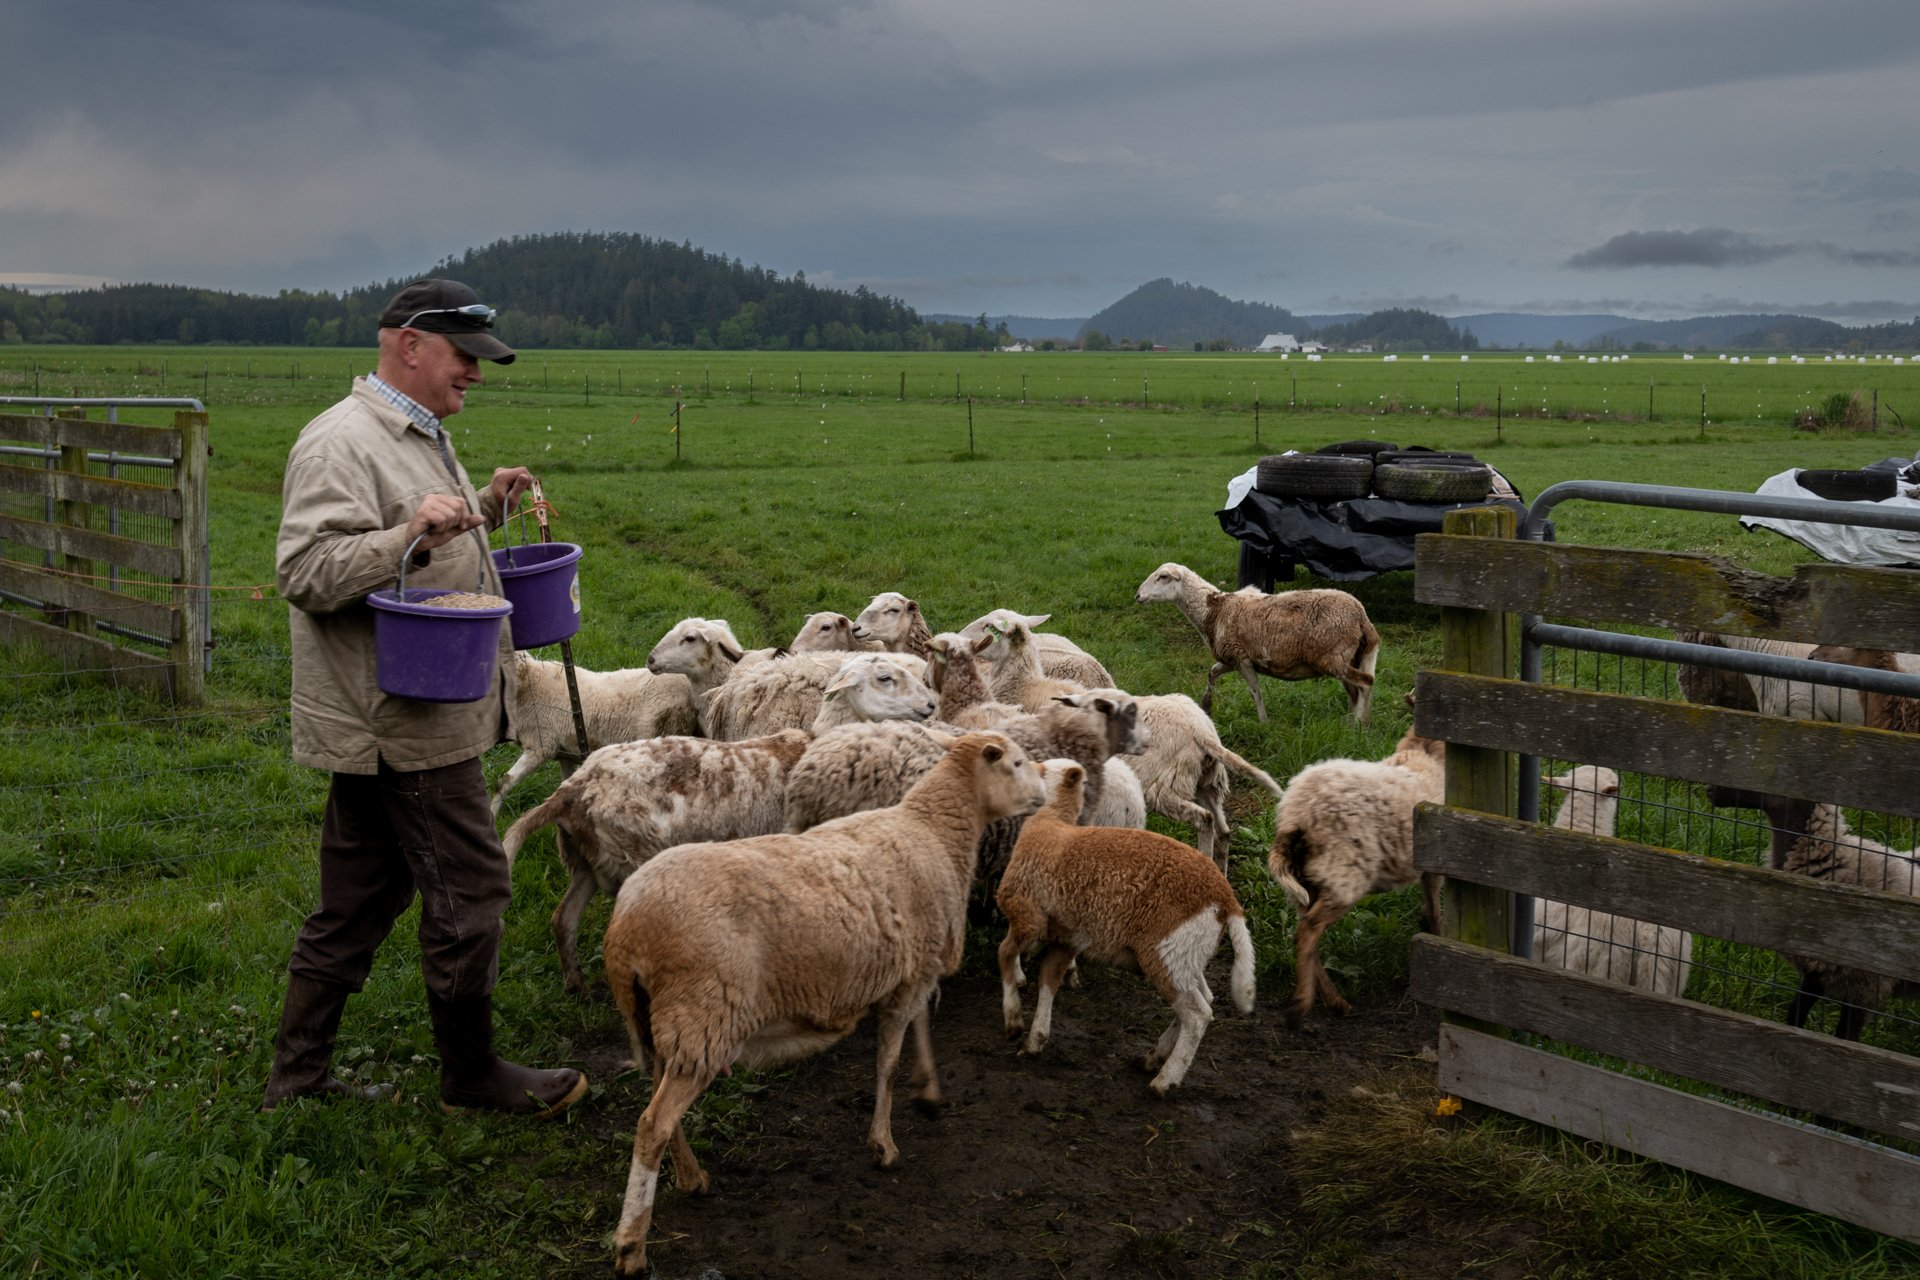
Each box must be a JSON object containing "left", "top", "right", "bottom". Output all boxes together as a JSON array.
[{"left": 286, "top": 757, "right": 511, "bottom": 1001}]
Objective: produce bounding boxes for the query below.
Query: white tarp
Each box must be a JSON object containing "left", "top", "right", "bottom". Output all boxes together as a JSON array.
[{"left": 1740, "top": 464, "right": 1920, "bottom": 567}]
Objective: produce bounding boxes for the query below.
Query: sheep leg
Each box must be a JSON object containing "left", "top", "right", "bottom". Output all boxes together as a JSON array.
[
  {"left": 997, "top": 922, "right": 1037, "bottom": 1034},
  {"left": 612, "top": 1064, "right": 712, "bottom": 1278},
  {"left": 1201, "top": 661, "right": 1230, "bottom": 714},
  {"left": 1418, "top": 872, "right": 1443, "bottom": 935},
  {"left": 1836, "top": 1000, "right": 1869, "bottom": 1043},
  {"left": 868, "top": 992, "right": 928, "bottom": 1168},
  {"left": 1020, "top": 945, "right": 1078, "bottom": 1057},
  {"left": 1148, "top": 988, "right": 1213, "bottom": 1097},
  {"left": 1787, "top": 972, "right": 1825, "bottom": 1029},
  {"left": 489, "top": 749, "right": 547, "bottom": 819},
  {"left": 550, "top": 855, "right": 601, "bottom": 996},
  {"left": 1289, "top": 898, "right": 1351, "bottom": 1029},
  {"left": 1144, "top": 1021, "right": 1181, "bottom": 1073},
  {"left": 1235, "top": 660, "right": 1269, "bottom": 723},
  {"left": 906, "top": 1004, "right": 943, "bottom": 1108}
]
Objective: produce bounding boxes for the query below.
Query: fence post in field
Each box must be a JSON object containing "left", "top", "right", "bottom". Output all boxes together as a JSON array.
[
  {"left": 1432, "top": 503, "right": 1516, "bottom": 956},
  {"left": 53, "top": 408, "right": 93, "bottom": 636},
  {"left": 1455, "top": 380, "right": 1461, "bottom": 415},
  {"left": 898, "top": 370, "right": 905, "bottom": 402},
  {"left": 1648, "top": 379, "right": 1655, "bottom": 421},
  {"left": 1022, "top": 369, "right": 1027, "bottom": 403},
  {"left": 174, "top": 409, "right": 209, "bottom": 701},
  {"left": 674, "top": 396, "right": 682, "bottom": 461},
  {"left": 1874, "top": 389, "right": 1879, "bottom": 431},
  {"left": 1700, "top": 384, "right": 1707, "bottom": 438},
  {"left": 1291, "top": 373, "right": 1297, "bottom": 410},
  {"left": 1496, "top": 387, "right": 1502, "bottom": 440},
  {"left": 585, "top": 374, "right": 591, "bottom": 407},
  {"left": 1254, "top": 396, "right": 1261, "bottom": 446},
  {"left": 955, "top": 370, "right": 961, "bottom": 400},
  {"left": 967, "top": 396, "right": 974, "bottom": 456}
]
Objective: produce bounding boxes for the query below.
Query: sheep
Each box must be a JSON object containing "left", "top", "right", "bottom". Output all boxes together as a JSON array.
[
  {"left": 1805, "top": 645, "right": 1920, "bottom": 734},
  {"left": 1135, "top": 562, "right": 1380, "bottom": 722},
  {"left": 1674, "top": 631, "right": 1920, "bottom": 726},
  {"left": 500, "top": 730, "right": 813, "bottom": 993},
  {"left": 958, "top": 608, "right": 1114, "bottom": 689},
  {"left": 1103, "top": 688, "right": 1284, "bottom": 872},
  {"left": 490, "top": 652, "right": 700, "bottom": 817},
  {"left": 977, "top": 618, "right": 1092, "bottom": 713},
  {"left": 788, "top": 610, "right": 874, "bottom": 654},
  {"left": 702, "top": 650, "right": 933, "bottom": 740},
  {"left": 852, "top": 590, "right": 935, "bottom": 658},
  {"left": 603, "top": 731, "right": 1048, "bottom": 1277},
  {"left": 1530, "top": 766, "right": 1694, "bottom": 997},
  {"left": 810, "top": 653, "right": 940, "bottom": 732},
  {"left": 646, "top": 616, "right": 750, "bottom": 728},
  {"left": 1705, "top": 786, "right": 1919, "bottom": 1041},
  {"left": 1268, "top": 707, "right": 1446, "bottom": 1028},
  {"left": 997, "top": 760, "right": 1254, "bottom": 1096}
]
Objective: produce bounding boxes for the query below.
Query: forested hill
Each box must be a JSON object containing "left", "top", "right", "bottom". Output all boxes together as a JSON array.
[
  {"left": 0, "top": 232, "right": 1007, "bottom": 352},
  {"left": 1078, "top": 279, "right": 1300, "bottom": 348},
  {"left": 1314, "top": 308, "right": 1479, "bottom": 351}
]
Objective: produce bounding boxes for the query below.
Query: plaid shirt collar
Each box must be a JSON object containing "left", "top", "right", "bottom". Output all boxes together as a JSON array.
[{"left": 366, "top": 372, "right": 443, "bottom": 438}]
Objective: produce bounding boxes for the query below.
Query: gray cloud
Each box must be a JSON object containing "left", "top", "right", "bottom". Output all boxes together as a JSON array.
[{"left": 1565, "top": 230, "right": 1798, "bottom": 270}]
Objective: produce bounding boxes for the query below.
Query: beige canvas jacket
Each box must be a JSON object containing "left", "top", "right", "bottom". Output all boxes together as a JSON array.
[{"left": 276, "top": 378, "right": 519, "bottom": 774}]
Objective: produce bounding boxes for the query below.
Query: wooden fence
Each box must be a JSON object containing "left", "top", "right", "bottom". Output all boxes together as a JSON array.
[
  {"left": 1409, "top": 503, "right": 1920, "bottom": 1241},
  {"left": 0, "top": 408, "right": 210, "bottom": 700}
]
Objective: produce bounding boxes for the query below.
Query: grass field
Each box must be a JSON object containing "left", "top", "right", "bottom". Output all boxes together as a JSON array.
[{"left": 2, "top": 350, "right": 1917, "bottom": 1276}]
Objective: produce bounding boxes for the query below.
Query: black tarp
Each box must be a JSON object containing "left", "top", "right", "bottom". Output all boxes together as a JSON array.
[{"left": 1219, "top": 490, "right": 1528, "bottom": 582}]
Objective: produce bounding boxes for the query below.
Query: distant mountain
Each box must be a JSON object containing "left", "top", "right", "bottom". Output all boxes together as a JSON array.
[
  {"left": 923, "top": 313, "right": 1089, "bottom": 342},
  {"left": 1450, "top": 313, "right": 1634, "bottom": 350},
  {"left": 1314, "top": 308, "right": 1478, "bottom": 352},
  {"left": 1079, "top": 279, "right": 1301, "bottom": 348},
  {"left": 1295, "top": 313, "right": 1364, "bottom": 332}
]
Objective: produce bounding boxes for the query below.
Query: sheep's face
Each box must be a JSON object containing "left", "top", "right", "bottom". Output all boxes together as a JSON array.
[
  {"left": 970, "top": 735, "right": 1048, "bottom": 821},
  {"left": 647, "top": 617, "right": 742, "bottom": 675},
  {"left": 977, "top": 620, "right": 1032, "bottom": 669},
  {"left": 853, "top": 592, "right": 917, "bottom": 646},
  {"left": 821, "top": 654, "right": 938, "bottom": 723},
  {"left": 1134, "top": 563, "right": 1188, "bottom": 604},
  {"left": 790, "top": 611, "right": 856, "bottom": 652}
]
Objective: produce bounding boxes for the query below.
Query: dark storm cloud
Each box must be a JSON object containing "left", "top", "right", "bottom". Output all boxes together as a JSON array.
[{"left": 1567, "top": 230, "right": 1920, "bottom": 271}]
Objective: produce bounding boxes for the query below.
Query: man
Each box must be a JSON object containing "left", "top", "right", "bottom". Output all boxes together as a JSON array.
[{"left": 262, "top": 279, "right": 587, "bottom": 1118}]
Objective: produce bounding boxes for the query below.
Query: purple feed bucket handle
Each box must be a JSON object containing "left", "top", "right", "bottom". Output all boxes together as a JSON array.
[{"left": 367, "top": 531, "right": 511, "bottom": 703}]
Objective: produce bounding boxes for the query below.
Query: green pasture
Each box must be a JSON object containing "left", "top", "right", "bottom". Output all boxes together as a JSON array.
[
  {"left": 4, "top": 343, "right": 1919, "bottom": 429},
  {"left": 1, "top": 357, "right": 1917, "bottom": 1276}
]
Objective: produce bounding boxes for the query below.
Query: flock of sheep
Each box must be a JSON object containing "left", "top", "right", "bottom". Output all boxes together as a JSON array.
[{"left": 479, "top": 564, "right": 1914, "bottom": 1275}]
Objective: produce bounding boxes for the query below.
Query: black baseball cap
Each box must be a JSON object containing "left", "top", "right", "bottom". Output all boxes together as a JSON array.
[{"left": 379, "top": 279, "right": 517, "bottom": 364}]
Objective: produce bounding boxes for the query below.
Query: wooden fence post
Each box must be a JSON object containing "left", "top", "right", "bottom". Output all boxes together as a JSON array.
[
  {"left": 1434, "top": 504, "right": 1517, "bottom": 952},
  {"left": 54, "top": 409, "right": 93, "bottom": 636},
  {"left": 173, "top": 410, "right": 209, "bottom": 702}
]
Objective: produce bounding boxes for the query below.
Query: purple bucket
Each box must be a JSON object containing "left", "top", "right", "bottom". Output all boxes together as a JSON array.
[
  {"left": 368, "top": 588, "right": 512, "bottom": 702},
  {"left": 491, "top": 542, "right": 583, "bottom": 649}
]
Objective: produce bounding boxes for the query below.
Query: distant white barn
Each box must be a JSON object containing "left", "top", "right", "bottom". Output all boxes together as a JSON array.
[
  {"left": 999, "top": 340, "right": 1034, "bottom": 353},
  {"left": 1256, "top": 332, "right": 1301, "bottom": 352}
]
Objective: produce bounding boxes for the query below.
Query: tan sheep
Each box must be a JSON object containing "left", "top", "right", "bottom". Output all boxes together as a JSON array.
[
  {"left": 603, "top": 731, "right": 1048, "bottom": 1277},
  {"left": 958, "top": 607, "right": 1115, "bottom": 690},
  {"left": 1268, "top": 712, "right": 1445, "bottom": 1027},
  {"left": 997, "top": 760, "right": 1254, "bottom": 1096},
  {"left": 1135, "top": 561, "right": 1380, "bottom": 722}
]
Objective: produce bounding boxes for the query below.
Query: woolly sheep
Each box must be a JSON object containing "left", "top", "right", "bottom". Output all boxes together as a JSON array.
[
  {"left": 603, "top": 732, "right": 1048, "bottom": 1276},
  {"left": 1805, "top": 644, "right": 1920, "bottom": 734},
  {"left": 1705, "top": 786, "right": 1918, "bottom": 1040},
  {"left": 500, "top": 730, "right": 813, "bottom": 992},
  {"left": 646, "top": 616, "right": 750, "bottom": 725},
  {"left": 1101, "top": 688, "right": 1283, "bottom": 871},
  {"left": 1136, "top": 562, "right": 1380, "bottom": 722},
  {"left": 1673, "top": 631, "right": 1920, "bottom": 725},
  {"left": 490, "top": 652, "right": 700, "bottom": 817},
  {"left": 959, "top": 608, "right": 1115, "bottom": 689},
  {"left": 998, "top": 761, "right": 1254, "bottom": 1096},
  {"left": 852, "top": 590, "right": 936, "bottom": 658},
  {"left": 1531, "top": 766, "right": 1693, "bottom": 997},
  {"left": 788, "top": 610, "right": 874, "bottom": 654},
  {"left": 977, "top": 618, "right": 1092, "bottom": 713},
  {"left": 1268, "top": 710, "right": 1445, "bottom": 1027},
  {"left": 703, "top": 650, "right": 933, "bottom": 740}
]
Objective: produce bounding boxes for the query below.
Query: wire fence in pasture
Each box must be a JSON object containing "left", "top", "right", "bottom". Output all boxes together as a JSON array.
[{"left": 0, "top": 349, "right": 1914, "bottom": 434}]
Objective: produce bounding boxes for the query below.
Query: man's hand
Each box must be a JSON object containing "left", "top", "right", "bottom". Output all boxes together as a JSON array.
[
  {"left": 489, "top": 467, "right": 535, "bottom": 515},
  {"left": 405, "top": 493, "right": 486, "bottom": 553}
]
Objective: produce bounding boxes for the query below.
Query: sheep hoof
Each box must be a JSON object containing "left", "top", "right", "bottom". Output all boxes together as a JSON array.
[
  {"left": 1019, "top": 1034, "right": 1047, "bottom": 1058},
  {"left": 1149, "top": 1079, "right": 1178, "bottom": 1099},
  {"left": 612, "top": 1239, "right": 649, "bottom": 1277},
  {"left": 870, "top": 1138, "right": 900, "bottom": 1169},
  {"left": 1004, "top": 1017, "right": 1026, "bottom": 1039},
  {"left": 677, "top": 1167, "right": 712, "bottom": 1195}
]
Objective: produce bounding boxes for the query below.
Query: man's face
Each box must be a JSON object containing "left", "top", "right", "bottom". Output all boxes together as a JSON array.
[{"left": 408, "top": 330, "right": 484, "bottom": 419}]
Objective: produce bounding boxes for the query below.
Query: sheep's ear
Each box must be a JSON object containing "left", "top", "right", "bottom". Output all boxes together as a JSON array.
[
  {"left": 970, "top": 632, "right": 993, "bottom": 655},
  {"left": 981, "top": 742, "right": 1005, "bottom": 764},
  {"left": 1021, "top": 612, "right": 1051, "bottom": 628},
  {"left": 906, "top": 599, "right": 921, "bottom": 615},
  {"left": 1544, "top": 773, "right": 1570, "bottom": 791},
  {"left": 719, "top": 638, "right": 745, "bottom": 661},
  {"left": 1403, "top": 691, "right": 1417, "bottom": 711},
  {"left": 925, "top": 727, "right": 958, "bottom": 749},
  {"left": 823, "top": 666, "right": 861, "bottom": 695},
  {"left": 1064, "top": 764, "right": 1085, "bottom": 786},
  {"left": 1602, "top": 782, "right": 1620, "bottom": 796}
]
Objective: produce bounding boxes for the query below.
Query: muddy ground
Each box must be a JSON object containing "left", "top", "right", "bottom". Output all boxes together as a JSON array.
[{"left": 571, "top": 961, "right": 1449, "bottom": 1280}]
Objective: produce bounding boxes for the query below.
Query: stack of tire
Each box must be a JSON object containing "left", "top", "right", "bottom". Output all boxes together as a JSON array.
[
  {"left": 1254, "top": 440, "right": 1496, "bottom": 503},
  {"left": 1795, "top": 468, "right": 1897, "bottom": 502}
]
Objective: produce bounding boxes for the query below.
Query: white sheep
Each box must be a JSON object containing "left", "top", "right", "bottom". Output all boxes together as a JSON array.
[
  {"left": 1136, "top": 562, "right": 1380, "bottom": 722},
  {"left": 977, "top": 618, "right": 1092, "bottom": 713},
  {"left": 490, "top": 651, "right": 700, "bottom": 817},
  {"left": 1531, "top": 766, "right": 1693, "bottom": 997},
  {"left": 1101, "top": 688, "right": 1284, "bottom": 871},
  {"left": 959, "top": 608, "right": 1115, "bottom": 689},
  {"left": 703, "top": 650, "right": 933, "bottom": 740},
  {"left": 603, "top": 731, "right": 1048, "bottom": 1277},
  {"left": 788, "top": 610, "right": 874, "bottom": 653},
  {"left": 646, "top": 616, "right": 750, "bottom": 729},
  {"left": 500, "top": 730, "right": 813, "bottom": 992},
  {"left": 1268, "top": 710, "right": 1446, "bottom": 1027},
  {"left": 1675, "top": 631, "right": 1918, "bottom": 725},
  {"left": 997, "top": 760, "right": 1254, "bottom": 1095},
  {"left": 852, "top": 590, "right": 936, "bottom": 658},
  {"left": 1805, "top": 644, "right": 1920, "bottom": 734}
]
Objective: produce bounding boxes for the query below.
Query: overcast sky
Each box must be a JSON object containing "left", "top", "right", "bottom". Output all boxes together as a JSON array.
[{"left": 4, "top": 0, "right": 1917, "bottom": 323}]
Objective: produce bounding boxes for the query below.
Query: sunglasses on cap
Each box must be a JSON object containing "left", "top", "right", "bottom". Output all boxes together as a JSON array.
[{"left": 399, "top": 303, "right": 497, "bottom": 329}]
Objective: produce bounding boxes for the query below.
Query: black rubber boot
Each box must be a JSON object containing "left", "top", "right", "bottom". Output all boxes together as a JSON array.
[
  {"left": 260, "top": 975, "right": 394, "bottom": 1112},
  {"left": 428, "top": 992, "right": 588, "bottom": 1118}
]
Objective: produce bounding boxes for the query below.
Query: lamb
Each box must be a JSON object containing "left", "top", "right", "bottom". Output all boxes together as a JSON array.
[
  {"left": 1530, "top": 766, "right": 1694, "bottom": 997},
  {"left": 703, "top": 650, "right": 934, "bottom": 740},
  {"left": 500, "top": 730, "right": 813, "bottom": 993},
  {"left": 958, "top": 608, "right": 1115, "bottom": 690},
  {"left": 603, "top": 731, "right": 1048, "bottom": 1276},
  {"left": 1104, "top": 688, "right": 1284, "bottom": 872},
  {"left": 1136, "top": 562, "right": 1380, "bottom": 722},
  {"left": 490, "top": 651, "right": 700, "bottom": 817},
  {"left": 1268, "top": 707, "right": 1446, "bottom": 1027},
  {"left": 1705, "top": 786, "right": 1919, "bottom": 1041},
  {"left": 997, "top": 761, "right": 1255, "bottom": 1096}
]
